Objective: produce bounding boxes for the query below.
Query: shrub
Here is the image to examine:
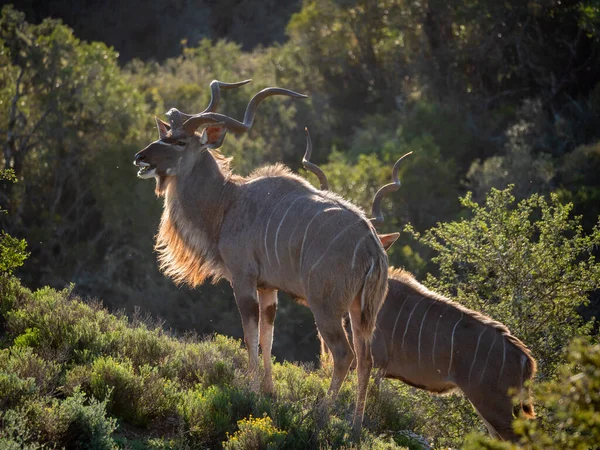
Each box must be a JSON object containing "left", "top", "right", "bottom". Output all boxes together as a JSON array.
[
  {"left": 407, "top": 186, "right": 600, "bottom": 378},
  {"left": 161, "top": 334, "right": 247, "bottom": 389},
  {"left": 178, "top": 384, "right": 256, "bottom": 447},
  {"left": 0, "top": 347, "right": 61, "bottom": 397},
  {"left": 0, "top": 269, "right": 423, "bottom": 448},
  {"left": 89, "top": 356, "right": 180, "bottom": 427},
  {"left": 52, "top": 390, "right": 118, "bottom": 450},
  {"left": 223, "top": 415, "right": 287, "bottom": 450},
  {"left": 0, "top": 391, "right": 116, "bottom": 450},
  {"left": 115, "top": 325, "right": 175, "bottom": 368},
  {"left": 0, "top": 371, "right": 37, "bottom": 409},
  {"left": 5, "top": 286, "right": 116, "bottom": 363}
]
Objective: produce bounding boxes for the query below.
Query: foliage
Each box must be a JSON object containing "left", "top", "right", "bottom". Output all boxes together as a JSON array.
[
  {"left": 464, "top": 339, "right": 600, "bottom": 450},
  {"left": 0, "top": 169, "right": 28, "bottom": 275},
  {"left": 407, "top": 186, "right": 600, "bottom": 378},
  {"left": 224, "top": 415, "right": 287, "bottom": 450},
  {"left": 87, "top": 357, "right": 181, "bottom": 426},
  {"left": 0, "top": 4, "right": 151, "bottom": 293},
  {"left": 0, "top": 278, "right": 422, "bottom": 449},
  {"left": 0, "top": 231, "right": 27, "bottom": 275},
  {"left": 0, "top": 389, "right": 117, "bottom": 450}
]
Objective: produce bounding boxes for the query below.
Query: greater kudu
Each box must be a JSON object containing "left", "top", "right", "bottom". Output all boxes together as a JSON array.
[
  {"left": 133, "top": 81, "right": 389, "bottom": 433},
  {"left": 302, "top": 134, "right": 536, "bottom": 441}
]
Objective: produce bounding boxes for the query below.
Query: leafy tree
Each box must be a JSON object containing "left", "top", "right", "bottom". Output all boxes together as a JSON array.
[
  {"left": 0, "top": 5, "right": 152, "bottom": 289},
  {"left": 0, "top": 169, "right": 27, "bottom": 276},
  {"left": 407, "top": 186, "right": 600, "bottom": 378}
]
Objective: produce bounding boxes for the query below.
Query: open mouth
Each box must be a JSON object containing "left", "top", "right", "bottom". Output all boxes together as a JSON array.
[{"left": 134, "top": 161, "right": 156, "bottom": 178}]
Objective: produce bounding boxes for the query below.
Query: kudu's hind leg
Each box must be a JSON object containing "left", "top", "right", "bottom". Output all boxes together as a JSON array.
[
  {"left": 258, "top": 289, "right": 278, "bottom": 394},
  {"left": 232, "top": 278, "right": 261, "bottom": 390},
  {"left": 312, "top": 307, "right": 354, "bottom": 399},
  {"left": 349, "top": 298, "right": 374, "bottom": 435}
]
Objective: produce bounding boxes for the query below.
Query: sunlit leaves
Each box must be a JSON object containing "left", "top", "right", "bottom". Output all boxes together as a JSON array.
[{"left": 408, "top": 186, "right": 600, "bottom": 378}]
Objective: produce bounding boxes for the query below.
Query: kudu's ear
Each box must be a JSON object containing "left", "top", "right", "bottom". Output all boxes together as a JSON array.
[
  {"left": 200, "top": 124, "right": 227, "bottom": 149},
  {"left": 155, "top": 117, "right": 170, "bottom": 139},
  {"left": 378, "top": 232, "right": 400, "bottom": 251}
]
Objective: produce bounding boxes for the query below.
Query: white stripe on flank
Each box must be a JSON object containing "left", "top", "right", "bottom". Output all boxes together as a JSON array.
[
  {"left": 447, "top": 312, "right": 464, "bottom": 377},
  {"left": 360, "top": 260, "right": 376, "bottom": 310},
  {"left": 499, "top": 337, "right": 507, "bottom": 380},
  {"left": 297, "top": 210, "right": 327, "bottom": 272},
  {"left": 520, "top": 354, "right": 527, "bottom": 387},
  {"left": 432, "top": 303, "right": 451, "bottom": 369},
  {"left": 307, "top": 220, "right": 362, "bottom": 278},
  {"left": 401, "top": 298, "right": 424, "bottom": 353},
  {"left": 479, "top": 332, "right": 498, "bottom": 384},
  {"left": 287, "top": 202, "right": 310, "bottom": 271},
  {"left": 264, "top": 191, "right": 298, "bottom": 266},
  {"left": 417, "top": 303, "right": 435, "bottom": 368},
  {"left": 274, "top": 196, "right": 304, "bottom": 266},
  {"left": 351, "top": 234, "right": 369, "bottom": 269},
  {"left": 389, "top": 297, "right": 410, "bottom": 361},
  {"left": 468, "top": 328, "right": 487, "bottom": 388},
  {"left": 299, "top": 208, "right": 342, "bottom": 271}
]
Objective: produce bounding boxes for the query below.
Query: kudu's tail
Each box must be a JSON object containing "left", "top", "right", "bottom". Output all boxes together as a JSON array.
[{"left": 358, "top": 249, "right": 388, "bottom": 340}]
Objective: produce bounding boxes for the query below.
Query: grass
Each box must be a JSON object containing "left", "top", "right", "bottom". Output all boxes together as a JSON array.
[{"left": 0, "top": 276, "right": 428, "bottom": 449}]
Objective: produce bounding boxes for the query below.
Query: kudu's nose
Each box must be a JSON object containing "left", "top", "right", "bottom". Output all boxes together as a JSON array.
[{"left": 134, "top": 153, "right": 146, "bottom": 165}]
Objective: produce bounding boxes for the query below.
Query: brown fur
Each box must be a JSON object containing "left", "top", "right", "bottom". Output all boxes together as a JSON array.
[
  {"left": 370, "top": 268, "right": 536, "bottom": 441},
  {"left": 135, "top": 126, "right": 388, "bottom": 434},
  {"left": 302, "top": 146, "right": 536, "bottom": 440}
]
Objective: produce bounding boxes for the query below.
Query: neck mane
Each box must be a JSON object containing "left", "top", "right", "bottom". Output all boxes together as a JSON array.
[{"left": 155, "top": 150, "right": 236, "bottom": 286}]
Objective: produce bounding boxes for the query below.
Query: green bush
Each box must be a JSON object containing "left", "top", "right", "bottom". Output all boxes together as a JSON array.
[
  {"left": 407, "top": 186, "right": 600, "bottom": 378},
  {"left": 89, "top": 356, "right": 180, "bottom": 427},
  {"left": 160, "top": 334, "right": 248, "bottom": 389},
  {"left": 0, "top": 347, "right": 61, "bottom": 396},
  {"left": 223, "top": 415, "right": 287, "bottom": 450},
  {"left": 0, "top": 262, "right": 429, "bottom": 448},
  {"left": 0, "top": 390, "right": 116, "bottom": 450},
  {"left": 0, "top": 371, "right": 37, "bottom": 410},
  {"left": 179, "top": 384, "right": 256, "bottom": 447}
]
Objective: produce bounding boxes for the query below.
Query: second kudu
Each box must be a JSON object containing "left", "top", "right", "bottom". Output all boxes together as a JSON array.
[
  {"left": 133, "top": 80, "right": 389, "bottom": 432},
  {"left": 302, "top": 132, "right": 536, "bottom": 441}
]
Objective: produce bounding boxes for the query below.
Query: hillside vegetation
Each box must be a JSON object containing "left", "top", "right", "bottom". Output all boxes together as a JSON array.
[
  {"left": 0, "top": 275, "right": 426, "bottom": 449},
  {"left": 0, "top": 259, "right": 599, "bottom": 448}
]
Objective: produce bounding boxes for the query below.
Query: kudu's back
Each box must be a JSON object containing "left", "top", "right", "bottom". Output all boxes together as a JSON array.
[{"left": 219, "top": 164, "right": 388, "bottom": 336}]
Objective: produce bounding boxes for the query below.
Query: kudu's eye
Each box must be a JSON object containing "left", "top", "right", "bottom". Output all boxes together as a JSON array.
[{"left": 176, "top": 140, "right": 186, "bottom": 147}]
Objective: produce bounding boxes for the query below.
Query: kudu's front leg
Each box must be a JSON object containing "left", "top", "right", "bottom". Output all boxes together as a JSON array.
[
  {"left": 232, "top": 277, "right": 260, "bottom": 390},
  {"left": 258, "top": 288, "right": 278, "bottom": 394}
]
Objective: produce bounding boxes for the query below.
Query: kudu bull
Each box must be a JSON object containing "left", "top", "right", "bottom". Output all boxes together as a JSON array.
[
  {"left": 133, "top": 80, "right": 389, "bottom": 433},
  {"left": 302, "top": 133, "right": 536, "bottom": 441}
]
